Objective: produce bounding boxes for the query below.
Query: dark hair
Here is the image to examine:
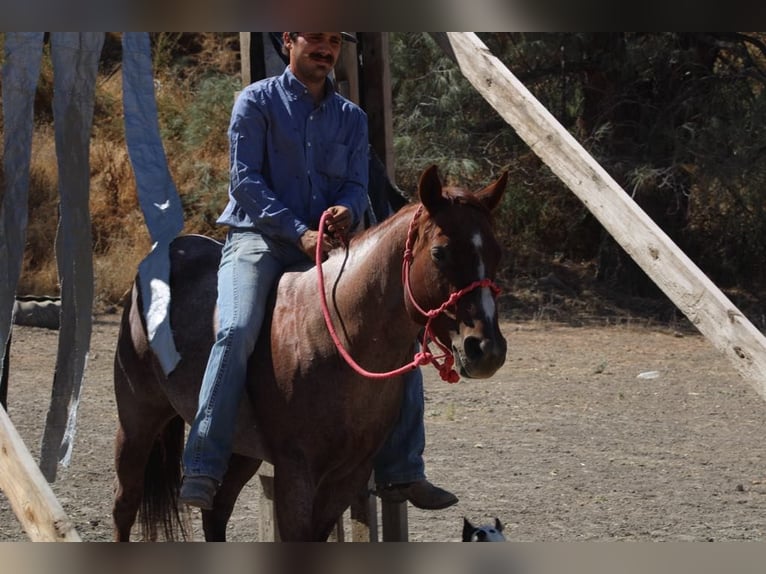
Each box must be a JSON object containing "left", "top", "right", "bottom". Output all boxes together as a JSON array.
[
  {"left": 281, "top": 32, "right": 355, "bottom": 56},
  {"left": 282, "top": 33, "right": 298, "bottom": 56}
]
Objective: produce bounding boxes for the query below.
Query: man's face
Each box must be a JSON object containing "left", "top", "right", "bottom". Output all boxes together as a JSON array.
[{"left": 284, "top": 32, "right": 343, "bottom": 85}]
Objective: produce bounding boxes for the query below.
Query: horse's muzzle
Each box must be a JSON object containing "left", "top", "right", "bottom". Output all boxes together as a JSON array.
[{"left": 452, "top": 330, "right": 507, "bottom": 379}]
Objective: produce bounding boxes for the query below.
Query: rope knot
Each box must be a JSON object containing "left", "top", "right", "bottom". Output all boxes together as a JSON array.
[
  {"left": 416, "top": 347, "right": 460, "bottom": 383},
  {"left": 437, "top": 356, "right": 461, "bottom": 383},
  {"left": 413, "top": 350, "right": 431, "bottom": 366}
]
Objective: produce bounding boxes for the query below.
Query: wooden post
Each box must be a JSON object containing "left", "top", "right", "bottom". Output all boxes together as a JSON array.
[
  {"left": 349, "top": 475, "right": 378, "bottom": 542},
  {"left": 1, "top": 331, "right": 9, "bottom": 410},
  {"left": 433, "top": 32, "right": 766, "bottom": 398},
  {"left": 381, "top": 501, "right": 408, "bottom": 542},
  {"left": 239, "top": 32, "right": 286, "bottom": 88},
  {"left": 238, "top": 32, "right": 255, "bottom": 86},
  {"left": 356, "top": 32, "right": 407, "bottom": 542},
  {"left": 334, "top": 33, "right": 403, "bottom": 542},
  {"left": 0, "top": 405, "right": 80, "bottom": 541},
  {"left": 335, "top": 39, "right": 359, "bottom": 103},
  {"left": 359, "top": 33, "right": 395, "bottom": 179},
  {"left": 256, "top": 463, "right": 280, "bottom": 542},
  {"left": 256, "top": 462, "right": 353, "bottom": 541}
]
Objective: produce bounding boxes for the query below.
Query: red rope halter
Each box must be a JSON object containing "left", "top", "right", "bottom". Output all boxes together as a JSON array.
[{"left": 316, "top": 206, "right": 501, "bottom": 383}]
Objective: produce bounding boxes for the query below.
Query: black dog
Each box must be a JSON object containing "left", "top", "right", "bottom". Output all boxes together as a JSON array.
[{"left": 462, "top": 517, "right": 506, "bottom": 541}]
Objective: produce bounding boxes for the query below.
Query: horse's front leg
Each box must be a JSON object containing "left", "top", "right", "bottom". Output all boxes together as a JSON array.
[
  {"left": 201, "top": 454, "right": 262, "bottom": 541},
  {"left": 273, "top": 455, "right": 318, "bottom": 541},
  {"left": 312, "top": 463, "right": 375, "bottom": 542}
]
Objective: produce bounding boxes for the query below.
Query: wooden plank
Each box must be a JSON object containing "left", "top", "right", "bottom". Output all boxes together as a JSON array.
[
  {"left": 336, "top": 39, "right": 359, "bottom": 103},
  {"left": 240, "top": 32, "right": 287, "bottom": 87},
  {"left": 381, "top": 500, "right": 408, "bottom": 541},
  {"left": 257, "top": 463, "right": 280, "bottom": 541},
  {"left": 1, "top": 332, "right": 9, "bottom": 410},
  {"left": 239, "top": 32, "right": 267, "bottom": 87},
  {"left": 256, "top": 462, "right": 353, "bottom": 541},
  {"left": 349, "top": 474, "right": 378, "bottom": 542},
  {"left": 359, "top": 33, "right": 395, "bottom": 178},
  {"left": 433, "top": 32, "right": 766, "bottom": 398},
  {"left": 239, "top": 32, "right": 252, "bottom": 86},
  {"left": 0, "top": 405, "right": 80, "bottom": 541}
]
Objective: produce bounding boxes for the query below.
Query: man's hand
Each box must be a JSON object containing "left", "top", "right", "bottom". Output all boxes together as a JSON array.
[
  {"left": 299, "top": 230, "right": 334, "bottom": 260},
  {"left": 323, "top": 205, "right": 352, "bottom": 236}
]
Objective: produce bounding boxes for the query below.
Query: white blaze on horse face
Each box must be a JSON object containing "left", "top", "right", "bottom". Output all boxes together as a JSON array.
[
  {"left": 472, "top": 232, "right": 496, "bottom": 319},
  {"left": 472, "top": 232, "right": 485, "bottom": 278}
]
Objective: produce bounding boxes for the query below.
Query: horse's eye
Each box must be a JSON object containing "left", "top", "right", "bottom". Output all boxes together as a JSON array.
[{"left": 431, "top": 246, "right": 447, "bottom": 264}]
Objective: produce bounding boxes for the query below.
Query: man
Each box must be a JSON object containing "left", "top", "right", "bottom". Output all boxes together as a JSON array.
[{"left": 180, "top": 32, "right": 456, "bottom": 511}]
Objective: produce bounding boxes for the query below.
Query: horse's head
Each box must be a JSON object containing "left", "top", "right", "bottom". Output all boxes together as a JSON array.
[{"left": 405, "top": 165, "right": 508, "bottom": 379}]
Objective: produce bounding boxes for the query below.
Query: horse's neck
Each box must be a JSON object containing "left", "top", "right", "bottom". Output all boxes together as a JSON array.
[
  {"left": 320, "top": 210, "right": 421, "bottom": 346},
  {"left": 347, "top": 215, "right": 410, "bottom": 290}
]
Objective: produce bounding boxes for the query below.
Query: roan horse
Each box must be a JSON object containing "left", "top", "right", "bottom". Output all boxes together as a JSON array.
[{"left": 112, "top": 165, "right": 508, "bottom": 541}]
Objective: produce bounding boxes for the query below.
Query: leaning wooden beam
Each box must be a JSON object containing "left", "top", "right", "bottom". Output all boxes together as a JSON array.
[
  {"left": 433, "top": 32, "right": 766, "bottom": 397},
  {"left": 0, "top": 406, "right": 80, "bottom": 541}
]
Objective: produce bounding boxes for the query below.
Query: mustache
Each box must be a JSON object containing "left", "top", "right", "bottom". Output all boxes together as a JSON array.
[{"left": 309, "top": 52, "right": 334, "bottom": 64}]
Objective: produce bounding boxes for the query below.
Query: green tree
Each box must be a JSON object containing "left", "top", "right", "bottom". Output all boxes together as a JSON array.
[{"left": 391, "top": 33, "right": 766, "bottom": 313}]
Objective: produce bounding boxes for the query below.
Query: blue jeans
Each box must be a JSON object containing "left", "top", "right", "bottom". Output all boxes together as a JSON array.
[
  {"left": 183, "top": 229, "right": 306, "bottom": 482},
  {"left": 373, "top": 367, "right": 426, "bottom": 485}
]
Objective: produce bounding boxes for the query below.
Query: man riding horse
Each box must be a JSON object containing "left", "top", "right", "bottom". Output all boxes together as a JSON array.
[{"left": 179, "top": 31, "right": 457, "bottom": 511}]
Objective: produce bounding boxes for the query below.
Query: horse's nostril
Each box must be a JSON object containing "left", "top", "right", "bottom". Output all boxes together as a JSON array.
[
  {"left": 463, "top": 335, "right": 507, "bottom": 366},
  {"left": 464, "top": 336, "right": 483, "bottom": 361}
]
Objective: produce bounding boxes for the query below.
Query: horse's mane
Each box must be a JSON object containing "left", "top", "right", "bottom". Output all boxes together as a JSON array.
[
  {"left": 347, "top": 201, "right": 419, "bottom": 244},
  {"left": 338, "top": 185, "right": 491, "bottom": 258}
]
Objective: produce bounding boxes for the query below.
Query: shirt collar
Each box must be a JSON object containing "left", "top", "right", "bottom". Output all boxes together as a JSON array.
[{"left": 281, "top": 66, "right": 336, "bottom": 104}]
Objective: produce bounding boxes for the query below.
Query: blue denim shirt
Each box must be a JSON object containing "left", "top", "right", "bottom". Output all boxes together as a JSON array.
[{"left": 217, "top": 67, "right": 370, "bottom": 244}]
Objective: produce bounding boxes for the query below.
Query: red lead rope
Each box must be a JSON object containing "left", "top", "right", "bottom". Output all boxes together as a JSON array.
[{"left": 316, "top": 208, "right": 500, "bottom": 383}]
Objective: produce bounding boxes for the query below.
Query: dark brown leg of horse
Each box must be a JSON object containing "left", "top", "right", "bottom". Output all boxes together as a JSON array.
[
  {"left": 201, "top": 453, "right": 262, "bottom": 541},
  {"left": 112, "top": 321, "right": 180, "bottom": 541},
  {"left": 272, "top": 455, "right": 317, "bottom": 541},
  {"left": 311, "top": 463, "right": 375, "bottom": 541},
  {"left": 113, "top": 286, "right": 192, "bottom": 542},
  {"left": 112, "top": 411, "right": 174, "bottom": 541}
]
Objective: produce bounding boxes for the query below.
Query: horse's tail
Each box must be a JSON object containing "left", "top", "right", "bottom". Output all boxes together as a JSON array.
[{"left": 138, "top": 414, "right": 190, "bottom": 541}]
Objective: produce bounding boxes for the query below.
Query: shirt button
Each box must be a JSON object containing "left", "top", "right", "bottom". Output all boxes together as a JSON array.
[{"left": 307, "top": 142, "right": 312, "bottom": 147}]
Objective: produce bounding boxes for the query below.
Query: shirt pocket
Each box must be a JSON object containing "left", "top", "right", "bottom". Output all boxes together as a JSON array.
[{"left": 318, "top": 143, "right": 350, "bottom": 182}]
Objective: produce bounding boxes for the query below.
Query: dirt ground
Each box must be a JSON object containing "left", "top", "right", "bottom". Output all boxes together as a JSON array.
[{"left": 3, "top": 311, "right": 766, "bottom": 542}]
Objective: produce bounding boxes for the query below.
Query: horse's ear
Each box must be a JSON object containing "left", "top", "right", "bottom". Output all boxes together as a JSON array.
[
  {"left": 418, "top": 165, "right": 449, "bottom": 214},
  {"left": 494, "top": 517, "right": 504, "bottom": 533},
  {"left": 475, "top": 171, "right": 508, "bottom": 212}
]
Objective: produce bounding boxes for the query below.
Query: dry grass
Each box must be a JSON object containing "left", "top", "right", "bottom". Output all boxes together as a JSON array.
[
  {"left": 11, "top": 33, "right": 236, "bottom": 309},
  {"left": 18, "top": 126, "right": 59, "bottom": 297},
  {"left": 18, "top": 119, "right": 154, "bottom": 306}
]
